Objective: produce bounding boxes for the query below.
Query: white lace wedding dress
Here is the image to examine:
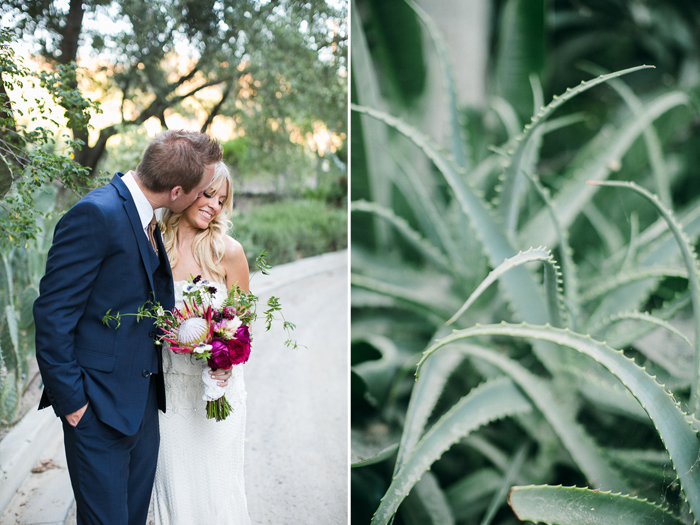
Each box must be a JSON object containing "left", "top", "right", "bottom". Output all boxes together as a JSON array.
[{"left": 153, "top": 281, "right": 251, "bottom": 525}]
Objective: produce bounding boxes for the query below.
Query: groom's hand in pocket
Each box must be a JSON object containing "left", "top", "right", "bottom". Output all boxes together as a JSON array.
[{"left": 66, "top": 402, "right": 89, "bottom": 427}]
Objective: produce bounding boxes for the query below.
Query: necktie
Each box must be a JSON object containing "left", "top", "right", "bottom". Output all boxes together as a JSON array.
[{"left": 147, "top": 215, "right": 159, "bottom": 256}]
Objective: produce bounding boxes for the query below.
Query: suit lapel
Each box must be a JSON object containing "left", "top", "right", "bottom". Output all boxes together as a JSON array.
[{"left": 111, "top": 174, "right": 156, "bottom": 294}]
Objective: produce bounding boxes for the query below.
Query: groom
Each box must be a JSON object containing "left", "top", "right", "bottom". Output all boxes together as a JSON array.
[{"left": 34, "top": 130, "right": 222, "bottom": 524}]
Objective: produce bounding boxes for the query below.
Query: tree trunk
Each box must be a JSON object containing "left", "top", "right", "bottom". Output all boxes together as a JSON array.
[{"left": 59, "top": 0, "right": 85, "bottom": 65}]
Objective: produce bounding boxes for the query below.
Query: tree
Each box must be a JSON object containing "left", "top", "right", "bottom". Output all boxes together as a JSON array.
[
  {"left": 2, "top": 0, "right": 347, "bottom": 175},
  {"left": 0, "top": 27, "right": 98, "bottom": 245}
]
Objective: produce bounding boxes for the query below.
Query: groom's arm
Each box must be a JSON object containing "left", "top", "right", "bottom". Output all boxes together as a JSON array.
[{"left": 34, "top": 199, "right": 108, "bottom": 418}]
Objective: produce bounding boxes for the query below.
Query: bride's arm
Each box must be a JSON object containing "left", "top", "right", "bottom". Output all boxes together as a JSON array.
[
  {"left": 223, "top": 235, "right": 249, "bottom": 294},
  {"left": 211, "top": 235, "right": 249, "bottom": 387}
]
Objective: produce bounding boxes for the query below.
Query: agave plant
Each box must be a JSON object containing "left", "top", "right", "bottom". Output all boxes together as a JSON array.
[{"left": 351, "top": 0, "right": 700, "bottom": 523}]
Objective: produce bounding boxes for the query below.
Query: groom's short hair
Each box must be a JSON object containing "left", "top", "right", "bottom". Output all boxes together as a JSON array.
[{"left": 136, "top": 130, "right": 223, "bottom": 193}]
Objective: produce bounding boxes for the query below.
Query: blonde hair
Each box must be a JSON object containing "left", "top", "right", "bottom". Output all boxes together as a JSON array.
[{"left": 161, "top": 162, "right": 235, "bottom": 283}]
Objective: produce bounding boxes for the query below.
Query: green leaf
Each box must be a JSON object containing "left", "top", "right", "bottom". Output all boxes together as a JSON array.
[
  {"left": 590, "top": 180, "right": 700, "bottom": 416},
  {"left": 352, "top": 443, "right": 399, "bottom": 469},
  {"left": 418, "top": 323, "right": 700, "bottom": 521},
  {"left": 351, "top": 200, "right": 452, "bottom": 272},
  {"left": 0, "top": 373, "right": 18, "bottom": 422},
  {"left": 446, "top": 247, "right": 563, "bottom": 328},
  {"left": 0, "top": 306, "right": 18, "bottom": 371},
  {"left": 519, "top": 90, "right": 688, "bottom": 249},
  {"left": 399, "top": 471, "right": 455, "bottom": 525},
  {"left": 420, "top": 343, "right": 630, "bottom": 493},
  {"left": 404, "top": 0, "right": 469, "bottom": 170},
  {"left": 0, "top": 153, "right": 13, "bottom": 199},
  {"left": 394, "top": 346, "right": 464, "bottom": 473},
  {"left": 19, "top": 285, "right": 39, "bottom": 330},
  {"left": 446, "top": 469, "right": 503, "bottom": 521},
  {"left": 371, "top": 377, "right": 532, "bottom": 524},
  {"left": 509, "top": 485, "right": 684, "bottom": 525}
]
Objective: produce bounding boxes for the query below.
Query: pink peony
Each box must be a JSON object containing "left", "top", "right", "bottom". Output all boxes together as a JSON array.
[
  {"left": 227, "top": 335, "right": 250, "bottom": 365},
  {"left": 207, "top": 338, "right": 233, "bottom": 370},
  {"left": 235, "top": 325, "right": 251, "bottom": 345}
]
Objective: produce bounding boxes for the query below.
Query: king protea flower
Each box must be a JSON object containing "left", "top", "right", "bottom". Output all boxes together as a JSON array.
[{"left": 177, "top": 317, "right": 209, "bottom": 346}]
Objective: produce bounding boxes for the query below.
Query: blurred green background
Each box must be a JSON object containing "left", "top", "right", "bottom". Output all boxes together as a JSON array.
[{"left": 351, "top": 0, "right": 700, "bottom": 523}]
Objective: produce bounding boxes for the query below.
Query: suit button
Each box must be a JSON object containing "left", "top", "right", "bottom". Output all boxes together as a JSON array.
[
  {"left": 149, "top": 331, "right": 156, "bottom": 338},
  {"left": 142, "top": 370, "right": 150, "bottom": 377}
]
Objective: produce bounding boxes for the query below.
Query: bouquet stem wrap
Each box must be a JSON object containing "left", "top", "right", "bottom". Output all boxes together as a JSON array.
[{"left": 201, "top": 363, "right": 233, "bottom": 421}]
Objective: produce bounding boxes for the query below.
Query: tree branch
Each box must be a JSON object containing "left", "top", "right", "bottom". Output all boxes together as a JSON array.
[{"left": 200, "top": 80, "right": 234, "bottom": 133}]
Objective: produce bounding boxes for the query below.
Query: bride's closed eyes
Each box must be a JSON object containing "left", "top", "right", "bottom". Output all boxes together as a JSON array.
[{"left": 203, "top": 191, "right": 225, "bottom": 206}]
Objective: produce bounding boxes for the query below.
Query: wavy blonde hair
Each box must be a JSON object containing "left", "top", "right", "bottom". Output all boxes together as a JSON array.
[{"left": 161, "top": 162, "right": 234, "bottom": 284}]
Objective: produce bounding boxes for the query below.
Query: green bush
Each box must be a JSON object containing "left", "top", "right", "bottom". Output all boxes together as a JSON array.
[{"left": 232, "top": 199, "right": 347, "bottom": 267}]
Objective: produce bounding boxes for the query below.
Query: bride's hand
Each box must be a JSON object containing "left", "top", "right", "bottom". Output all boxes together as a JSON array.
[{"left": 210, "top": 368, "right": 232, "bottom": 387}]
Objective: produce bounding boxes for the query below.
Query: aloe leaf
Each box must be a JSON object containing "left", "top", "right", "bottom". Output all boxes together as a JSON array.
[
  {"left": 371, "top": 377, "right": 532, "bottom": 525},
  {"left": 404, "top": 0, "right": 469, "bottom": 171},
  {"left": 351, "top": 200, "right": 452, "bottom": 273},
  {"left": 351, "top": 273, "right": 458, "bottom": 322},
  {"left": 523, "top": 171, "right": 580, "bottom": 329},
  {"left": 583, "top": 201, "right": 626, "bottom": 255},
  {"left": 420, "top": 343, "right": 631, "bottom": 493},
  {"left": 598, "top": 292, "right": 692, "bottom": 367},
  {"left": 352, "top": 443, "right": 400, "bottom": 468},
  {"left": 447, "top": 247, "right": 563, "bottom": 329},
  {"left": 581, "top": 265, "right": 688, "bottom": 303},
  {"left": 480, "top": 444, "right": 529, "bottom": 525},
  {"left": 395, "top": 348, "right": 464, "bottom": 472},
  {"left": 509, "top": 485, "right": 684, "bottom": 525},
  {"left": 418, "top": 322, "right": 700, "bottom": 520},
  {"left": 601, "top": 311, "right": 692, "bottom": 348},
  {"left": 386, "top": 150, "right": 464, "bottom": 269},
  {"left": 498, "top": 65, "right": 654, "bottom": 239},
  {"left": 492, "top": 0, "right": 546, "bottom": 119},
  {"left": 491, "top": 97, "right": 522, "bottom": 140},
  {"left": 351, "top": 0, "right": 394, "bottom": 248},
  {"left": 579, "top": 62, "right": 672, "bottom": 207},
  {"left": 591, "top": 180, "right": 700, "bottom": 415},
  {"left": 400, "top": 471, "right": 455, "bottom": 525},
  {"left": 350, "top": 103, "right": 559, "bottom": 367},
  {"left": 621, "top": 211, "right": 640, "bottom": 271},
  {"left": 520, "top": 90, "right": 689, "bottom": 249},
  {"left": 446, "top": 468, "right": 502, "bottom": 521}
]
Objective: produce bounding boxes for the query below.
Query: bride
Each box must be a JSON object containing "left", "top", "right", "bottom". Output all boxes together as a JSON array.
[{"left": 153, "top": 161, "right": 251, "bottom": 524}]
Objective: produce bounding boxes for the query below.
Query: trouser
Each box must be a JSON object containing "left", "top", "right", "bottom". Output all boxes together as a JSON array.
[{"left": 62, "top": 375, "right": 160, "bottom": 525}]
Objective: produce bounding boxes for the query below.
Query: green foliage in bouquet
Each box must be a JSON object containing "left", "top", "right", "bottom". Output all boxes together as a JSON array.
[{"left": 352, "top": 0, "right": 700, "bottom": 523}]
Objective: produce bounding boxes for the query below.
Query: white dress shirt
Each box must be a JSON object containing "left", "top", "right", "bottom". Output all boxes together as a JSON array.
[{"left": 122, "top": 171, "right": 155, "bottom": 240}]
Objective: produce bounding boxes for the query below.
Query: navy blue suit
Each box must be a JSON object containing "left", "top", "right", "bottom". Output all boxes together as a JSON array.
[{"left": 34, "top": 173, "right": 174, "bottom": 524}]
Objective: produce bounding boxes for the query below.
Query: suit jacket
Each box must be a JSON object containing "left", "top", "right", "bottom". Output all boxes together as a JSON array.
[{"left": 34, "top": 173, "right": 174, "bottom": 436}]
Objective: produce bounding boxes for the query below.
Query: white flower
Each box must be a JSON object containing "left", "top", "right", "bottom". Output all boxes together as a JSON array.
[
  {"left": 193, "top": 343, "right": 212, "bottom": 354},
  {"left": 156, "top": 306, "right": 165, "bottom": 318},
  {"left": 220, "top": 317, "right": 242, "bottom": 338},
  {"left": 177, "top": 317, "right": 209, "bottom": 346},
  {"left": 183, "top": 283, "right": 197, "bottom": 293}
]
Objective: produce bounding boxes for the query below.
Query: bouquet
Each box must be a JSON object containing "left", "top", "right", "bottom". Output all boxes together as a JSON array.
[
  {"left": 156, "top": 275, "right": 252, "bottom": 421},
  {"left": 104, "top": 253, "right": 296, "bottom": 421}
]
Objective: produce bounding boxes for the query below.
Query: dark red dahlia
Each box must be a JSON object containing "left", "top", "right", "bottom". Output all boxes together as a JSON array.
[
  {"left": 222, "top": 306, "right": 236, "bottom": 320},
  {"left": 227, "top": 336, "right": 250, "bottom": 365}
]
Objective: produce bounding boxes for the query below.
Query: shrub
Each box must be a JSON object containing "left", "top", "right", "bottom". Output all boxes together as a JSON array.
[{"left": 232, "top": 199, "right": 347, "bottom": 267}]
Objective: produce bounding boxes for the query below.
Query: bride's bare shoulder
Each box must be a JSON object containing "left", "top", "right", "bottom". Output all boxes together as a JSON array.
[{"left": 222, "top": 235, "right": 249, "bottom": 291}]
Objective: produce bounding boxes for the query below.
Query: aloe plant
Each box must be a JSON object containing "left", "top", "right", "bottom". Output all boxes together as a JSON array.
[{"left": 351, "top": 0, "right": 700, "bottom": 523}]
